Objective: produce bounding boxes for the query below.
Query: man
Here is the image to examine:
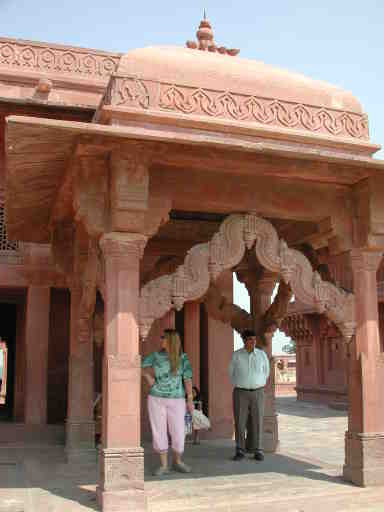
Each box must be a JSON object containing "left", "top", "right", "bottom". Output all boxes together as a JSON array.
[{"left": 228, "top": 329, "right": 270, "bottom": 461}]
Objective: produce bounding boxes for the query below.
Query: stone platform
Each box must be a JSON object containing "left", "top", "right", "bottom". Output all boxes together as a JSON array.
[{"left": 1, "top": 397, "right": 384, "bottom": 512}]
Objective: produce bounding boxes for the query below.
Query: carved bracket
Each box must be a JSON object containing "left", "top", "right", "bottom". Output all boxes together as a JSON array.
[{"left": 139, "top": 213, "right": 356, "bottom": 341}]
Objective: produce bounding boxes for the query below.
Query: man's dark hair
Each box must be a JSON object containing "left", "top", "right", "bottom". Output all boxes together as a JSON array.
[{"left": 242, "top": 329, "right": 256, "bottom": 341}]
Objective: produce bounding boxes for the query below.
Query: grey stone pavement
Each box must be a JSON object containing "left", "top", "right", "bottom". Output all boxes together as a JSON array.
[{"left": 1, "top": 397, "right": 384, "bottom": 511}]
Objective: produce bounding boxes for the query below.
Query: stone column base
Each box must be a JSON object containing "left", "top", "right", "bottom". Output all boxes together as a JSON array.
[
  {"left": 263, "top": 414, "right": 279, "bottom": 453},
  {"left": 65, "top": 420, "right": 96, "bottom": 463},
  {"left": 343, "top": 431, "right": 384, "bottom": 486},
  {"left": 97, "top": 447, "right": 147, "bottom": 512}
]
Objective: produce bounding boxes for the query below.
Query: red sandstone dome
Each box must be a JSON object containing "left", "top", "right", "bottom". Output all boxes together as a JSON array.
[{"left": 117, "top": 45, "right": 363, "bottom": 115}]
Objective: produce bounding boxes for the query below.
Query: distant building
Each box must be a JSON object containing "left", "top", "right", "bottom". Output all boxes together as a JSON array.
[{"left": 273, "top": 355, "right": 296, "bottom": 396}]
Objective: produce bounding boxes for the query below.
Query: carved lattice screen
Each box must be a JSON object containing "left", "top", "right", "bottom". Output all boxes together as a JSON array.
[
  {"left": 0, "top": 204, "right": 18, "bottom": 251},
  {"left": 0, "top": 203, "right": 21, "bottom": 264}
]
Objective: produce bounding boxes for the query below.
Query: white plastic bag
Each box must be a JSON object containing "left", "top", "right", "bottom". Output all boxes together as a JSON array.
[{"left": 192, "top": 409, "right": 211, "bottom": 430}]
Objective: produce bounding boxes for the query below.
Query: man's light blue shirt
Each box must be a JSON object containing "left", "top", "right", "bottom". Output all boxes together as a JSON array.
[{"left": 228, "top": 348, "right": 270, "bottom": 389}]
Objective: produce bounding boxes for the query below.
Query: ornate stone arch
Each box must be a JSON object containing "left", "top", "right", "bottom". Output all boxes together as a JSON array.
[{"left": 139, "top": 213, "right": 355, "bottom": 341}]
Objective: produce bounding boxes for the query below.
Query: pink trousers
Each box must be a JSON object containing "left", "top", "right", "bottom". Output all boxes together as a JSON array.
[{"left": 147, "top": 395, "right": 186, "bottom": 454}]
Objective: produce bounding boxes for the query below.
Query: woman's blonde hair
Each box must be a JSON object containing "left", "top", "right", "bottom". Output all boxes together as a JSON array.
[{"left": 164, "top": 330, "right": 182, "bottom": 375}]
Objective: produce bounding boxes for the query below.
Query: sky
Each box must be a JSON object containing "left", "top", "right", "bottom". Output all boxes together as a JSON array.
[{"left": 1, "top": 1, "right": 383, "bottom": 354}]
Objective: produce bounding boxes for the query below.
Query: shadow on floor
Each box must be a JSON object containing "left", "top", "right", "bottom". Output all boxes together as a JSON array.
[
  {"left": 0, "top": 438, "right": 353, "bottom": 511},
  {"left": 144, "top": 440, "right": 350, "bottom": 486}
]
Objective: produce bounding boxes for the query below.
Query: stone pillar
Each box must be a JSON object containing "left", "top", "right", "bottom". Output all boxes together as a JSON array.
[
  {"left": 65, "top": 283, "right": 95, "bottom": 462},
  {"left": 184, "top": 301, "right": 200, "bottom": 388},
  {"left": 97, "top": 232, "right": 147, "bottom": 512},
  {"left": 249, "top": 271, "right": 279, "bottom": 453},
  {"left": 202, "top": 271, "right": 234, "bottom": 439},
  {"left": 24, "top": 286, "right": 50, "bottom": 424},
  {"left": 343, "top": 249, "right": 384, "bottom": 486}
]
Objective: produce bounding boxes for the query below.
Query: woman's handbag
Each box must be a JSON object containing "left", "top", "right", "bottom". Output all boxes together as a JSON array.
[{"left": 192, "top": 409, "right": 211, "bottom": 430}]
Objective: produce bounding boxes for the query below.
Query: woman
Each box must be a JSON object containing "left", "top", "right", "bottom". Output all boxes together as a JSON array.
[{"left": 142, "top": 329, "right": 194, "bottom": 476}]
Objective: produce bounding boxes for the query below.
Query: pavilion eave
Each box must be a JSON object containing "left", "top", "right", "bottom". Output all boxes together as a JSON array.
[{"left": 5, "top": 114, "right": 384, "bottom": 243}]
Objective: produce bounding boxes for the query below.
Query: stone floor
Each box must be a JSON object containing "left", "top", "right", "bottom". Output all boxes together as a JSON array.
[{"left": 1, "top": 397, "right": 384, "bottom": 511}]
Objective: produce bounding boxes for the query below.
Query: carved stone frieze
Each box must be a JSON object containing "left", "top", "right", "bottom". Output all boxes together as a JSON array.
[
  {"left": 0, "top": 37, "right": 120, "bottom": 81},
  {"left": 139, "top": 213, "right": 356, "bottom": 341},
  {"left": 104, "top": 76, "right": 150, "bottom": 109},
  {"left": 103, "top": 74, "right": 369, "bottom": 140}
]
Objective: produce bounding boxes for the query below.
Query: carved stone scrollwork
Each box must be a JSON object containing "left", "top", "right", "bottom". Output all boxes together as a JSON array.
[
  {"left": 139, "top": 274, "right": 173, "bottom": 340},
  {"left": 183, "top": 243, "right": 210, "bottom": 302},
  {"left": 313, "top": 271, "right": 328, "bottom": 313},
  {"left": 279, "top": 240, "right": 294, "bottom": 284},
  {"left": 140, "top": 215, "right": 245, "bottom": 338},
  {"left": 172, "top": 265, "right": 189, "bottom": 311},
  {"left": 209, "top": 215, "right": 245, "bottom": 280},
  {"left": 288, "top": 249, "right": 319, "bottom": 306},
  {"left": 244, "top": 214, "right": 280, "bottom": 272},
  {"left": 139, "top": 213, "right": 356, "bottom": 341}
]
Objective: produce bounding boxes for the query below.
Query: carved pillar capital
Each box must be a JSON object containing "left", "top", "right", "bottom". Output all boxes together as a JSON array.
[
  {"left": 99, "top": 232, "right": 147, "bottom": 260},
  {"left": 350, "top": 249, "right": 383, "bottom": 273}
]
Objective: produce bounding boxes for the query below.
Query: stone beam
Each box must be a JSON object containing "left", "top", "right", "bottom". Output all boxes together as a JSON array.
[
  {"left": 153, "top": 150, "right": 370, "bottom": 186},
  {"left": 150, "top": 167, "right": 353, "bottom": 223}
]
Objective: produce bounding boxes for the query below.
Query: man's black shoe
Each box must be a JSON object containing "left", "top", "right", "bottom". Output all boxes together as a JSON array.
[
  {"left": 254, "top": 451, "right": 264, "bottom": 461},
  {"left": 232, "top": 452, "right": 245, "bottom": 461}
]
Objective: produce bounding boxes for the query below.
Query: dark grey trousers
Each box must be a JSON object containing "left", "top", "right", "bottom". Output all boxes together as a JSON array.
[{"left": 233, "top": 387, "right": 264, "bottom": 454}]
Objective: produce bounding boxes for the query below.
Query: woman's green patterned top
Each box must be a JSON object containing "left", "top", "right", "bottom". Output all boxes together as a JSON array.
[{"left": 141, "top": 350, "right": 193, "bottom": 399}]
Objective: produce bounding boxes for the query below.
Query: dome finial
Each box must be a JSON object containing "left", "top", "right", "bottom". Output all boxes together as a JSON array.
[{"left": 185, "top": 15, "right": 240, "bottom": 56}]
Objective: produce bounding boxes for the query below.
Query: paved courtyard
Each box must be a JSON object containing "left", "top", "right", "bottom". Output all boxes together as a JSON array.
[{"left": 1, "top": 397, "right": 384, "bottom": 511}]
